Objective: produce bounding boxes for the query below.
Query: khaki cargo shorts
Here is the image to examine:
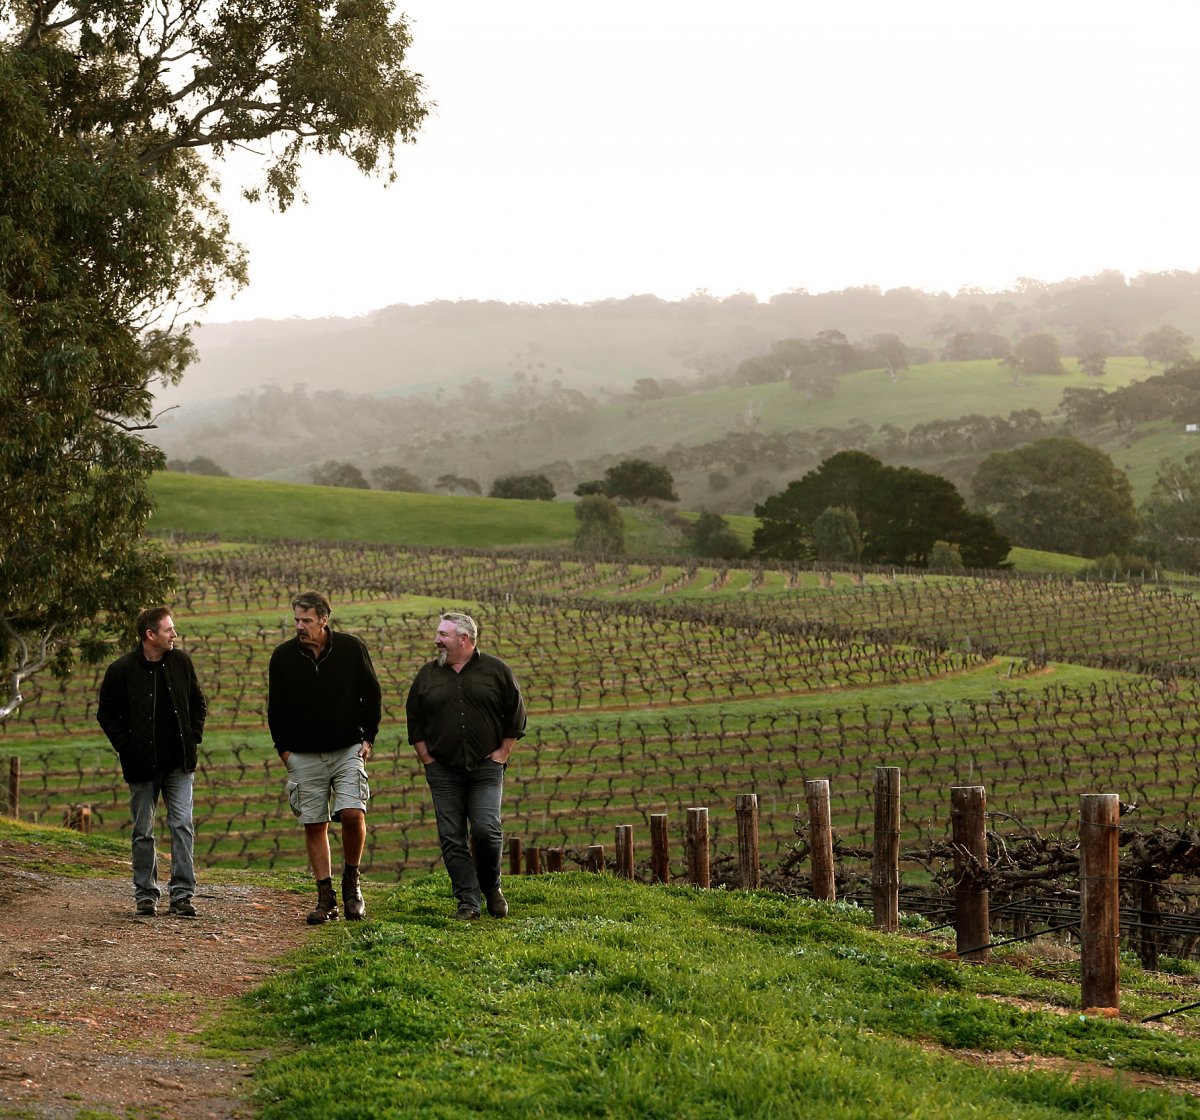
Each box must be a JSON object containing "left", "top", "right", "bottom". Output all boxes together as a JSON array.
[{"left": 285, "top": 744, "right": 370, "bottom": 825}]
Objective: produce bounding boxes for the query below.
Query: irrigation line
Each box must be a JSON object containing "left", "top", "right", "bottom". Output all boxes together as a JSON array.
[
  {"left": 1143, "top": 1000, "right": 1200, "bottom": 1024},
  {"left": 955, "top": 920, "right": 1080, "bottom": 958}
]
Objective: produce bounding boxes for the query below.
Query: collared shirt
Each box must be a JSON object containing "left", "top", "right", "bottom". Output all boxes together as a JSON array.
[{"left": 405, "top": 649, "right": 526, "bottom": 770}]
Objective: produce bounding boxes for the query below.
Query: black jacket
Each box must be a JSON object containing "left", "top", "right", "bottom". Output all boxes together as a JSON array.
[
  {"left": 267, "top": 631, "right": 382, "bottom": 755},
  {"left": 97, "top": 648, "right": 207, "bottom": 783}
]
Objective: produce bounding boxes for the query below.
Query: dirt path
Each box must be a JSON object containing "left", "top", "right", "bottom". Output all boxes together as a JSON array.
[{"left": 0, "top": 838, "right": 312, "bottom": 1119}]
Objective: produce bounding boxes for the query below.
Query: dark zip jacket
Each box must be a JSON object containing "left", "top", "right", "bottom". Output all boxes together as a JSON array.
[
  {"left": 267, "top": 631, "right": 382, "bottom": 756},
  {"left": 97, "top": 648, "right": 207, "bottom": 783}
]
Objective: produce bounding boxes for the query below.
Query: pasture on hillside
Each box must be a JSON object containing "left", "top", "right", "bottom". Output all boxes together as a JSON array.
[{"left": 7, "top": 536, "right": 1200, "bottom": 930}]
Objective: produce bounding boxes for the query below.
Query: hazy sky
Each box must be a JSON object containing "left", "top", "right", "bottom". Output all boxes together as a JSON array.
[{"left": 198, "top": 0, "right": 1199, "bottom": 322}]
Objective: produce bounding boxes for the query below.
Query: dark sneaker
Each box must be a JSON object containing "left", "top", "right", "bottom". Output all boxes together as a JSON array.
[
  {"left": 454, "top": 904, "right": 481, "bottom": 921},
  {"left": 136, "top": 899, "right": 157, "bottom": 917},
  {"left": 342, "top": 867, "right": 365, "bottom": 921},
  {"left": 486, "top": 891, "right": 509, "bottom": 919},
  {"left": 307, "top": 878, "right": 340, "bottom": 925},
  {"left": 169, "top": 898, "right": 198, "bottom": 918}
]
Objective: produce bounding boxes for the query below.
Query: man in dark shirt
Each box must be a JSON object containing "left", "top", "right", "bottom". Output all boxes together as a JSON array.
[
  {"left": 97, "top": 607, "right": 207, "bottom": 918},
  {"left": 268, "top": 591, "right": 381, "bottom": 924},
  {"left": 406, "top": 610, "right": 526, "bottom": 920}
]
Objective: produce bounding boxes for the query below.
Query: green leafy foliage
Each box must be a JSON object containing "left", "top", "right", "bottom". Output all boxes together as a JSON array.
[
  {"left": 753, "top": 451, "right": 1010, "bottom": 568},
  {"left": 576, "top": 458, "right": 679, "bottom": 504},
  {"left": 489, "top": 473, "right": 556, "bottom": 501},
  {"left": 0, "top": 0, "right": 429, "bottom": 717},
  {"left": 574, "top": 493, "right": 625, "bottom": 556},
  {"left": 972, "top": 438, "right": 1138, "bottom": 559}
]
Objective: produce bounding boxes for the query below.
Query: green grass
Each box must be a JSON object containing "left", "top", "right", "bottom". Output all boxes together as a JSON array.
[
  {"left": 148, "top": 472, "right": 585, "bottom": 547},
  {"left": 220, "top": 873, "right": 1200, "bottom": 1118},
  {"left": 551, "top": 359, "right": 1153, "bottom": 460},
  {"left": 148, "top": 470, "right": 1098, "bottom": 574}
]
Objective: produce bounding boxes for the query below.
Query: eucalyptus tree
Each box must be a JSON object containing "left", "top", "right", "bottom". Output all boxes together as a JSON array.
[{"left": 0, "top": 0, "right": 429, "bottom": 718}]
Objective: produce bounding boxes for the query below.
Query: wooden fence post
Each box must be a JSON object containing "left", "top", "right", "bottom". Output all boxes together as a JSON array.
[
  {"left": 64, "top": 804, "right": 91, "bottom": 834},
  {"left": 735, "top": 794, "right": 760, "bottom": 889},
  {"left": 7, "top": 757, "right": 19, "bottom": 819},
  {"left": 524, "top": 845, "right": 541, "bottom": 875},
  {"left": 951, "top": 785, "right": 989, "bottom": 961},
  {"left": 805, "top": 779, "right": 836, "bottom": 902},
  {"left": 686, "top": 807, "right": 710, "bottom": 888},
  {"left": 1080, "top": 794, "right": 1120, "bottom": 1011},
  {"left": 545, "top": 847, "right": 564, "bottom": 873},
  {"left": 650, "top": 813, "right": 669, "bottom": 884},
  {"left": 872, "top": 767, "right": 900, "bottom": 932},
  {"left": 585, "top": 844, "right": 606, "bottom": 873},
  {"left": 508, "top": 837, "right": 522, "bottom": 877},
  {"left": 615, "top": 825, "right": 634, "bottom": 878}
]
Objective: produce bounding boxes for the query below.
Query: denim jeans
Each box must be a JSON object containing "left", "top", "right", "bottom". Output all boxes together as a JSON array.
[
  {"left": 424, "top": 759, "right": 505, "bottom": 911},
  {"left": 129, "top": 769, "right": 195, "bottom": 903}
]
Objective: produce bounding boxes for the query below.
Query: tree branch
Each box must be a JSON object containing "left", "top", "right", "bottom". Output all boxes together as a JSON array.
[{"left": 0, "top": 617, "right": 59, "bottom": 724}]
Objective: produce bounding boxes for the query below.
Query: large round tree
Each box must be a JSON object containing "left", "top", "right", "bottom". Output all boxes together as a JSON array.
[
  {"left": 1, "top": 0, "right": 428, "bottom": 718},
  {"left": 970, "top": 437, "right": 1138, "bottom": 558}
]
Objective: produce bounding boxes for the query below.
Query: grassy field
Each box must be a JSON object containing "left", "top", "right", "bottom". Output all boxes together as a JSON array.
[
  {"left": 527, "top": 357, "right": 1154, "bottom": 463},
  {"left": 149, "top": 471, "right": 1097, "bottom": 576},
  {"left": 10, "top": 817, "right": 1200, "bottom": 1117}
]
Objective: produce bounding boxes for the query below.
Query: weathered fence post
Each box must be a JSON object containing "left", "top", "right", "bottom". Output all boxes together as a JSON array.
[
  {"left": 545, "top": 847, "right": 564, "bottom": 873},
  {"left": 650, "top": 813, "right": 670, "bottom": 884},
  {"left": 64, "top": 804, "right": 91, "bottom": 834},
  {"left": 735, "top": 794, "right": 760, "bottom": 889},
  {"left": 686, "top": 807, "right": 710, "bottom": 888},
  {"left": 1136, "top": 877, "right": 1160, "bottom": 971},
  {"left": 615, "top": 825, "right": 634, "bottom": 878},
  {"left": 585, "top": 844, "right": 606, "bottom": 873},
  {"left": 1080, "top": 793, "right": 1120, "bottom": 1010},
  {"left": 872, "top": 767, "right": 900, "bottom": 932},
  {"left": 524, "top": 845, "right": 542, "bottom": 875},
  {"left": 508, "top": 837, "right": 522, "bottom": 877},
  {"left": 805, "top": 779, "right": 836, "bottom": 902},
  {"left": 951, "top": 785, "right": 989, "bottom": 961},
  {"left": 7, "top": 757, "right": 19, "bottom": 819}
]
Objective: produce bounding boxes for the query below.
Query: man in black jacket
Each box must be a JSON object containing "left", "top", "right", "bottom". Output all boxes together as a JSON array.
[
  {"left": 98, "top": 607, "right": 207, "bottom": 918},
  {"left": 406, "top": 610, "right": 526, "bottom": 921},
  {"left": 268, "top": 591, "right": 381, "bottom": 924}
]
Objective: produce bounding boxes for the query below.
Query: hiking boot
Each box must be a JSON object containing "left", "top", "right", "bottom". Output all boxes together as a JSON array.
[
  {"left": 342, "top": 866, "right": 365, "bottom": 921},
  {"left": 169, "top": 897, "right": 198, "bottom": 918},
  {"left": 307, "top": 878, "right": 339, "bottom": 925},
  {"left": 485, "top": 890, "right": 509, "bottom": 919},
  {"left": 454, "top": 904, "right": 480, "bottom": 921},
  {"left": 135, "top": 898, "right": 157, "bottom": 917}
]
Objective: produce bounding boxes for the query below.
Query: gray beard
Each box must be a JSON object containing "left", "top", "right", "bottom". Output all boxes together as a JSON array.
[{"left": 436, "top": 648, "right": 447, "bottom": 667}]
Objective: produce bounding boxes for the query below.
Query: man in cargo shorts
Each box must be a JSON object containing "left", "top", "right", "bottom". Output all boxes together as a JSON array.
[{"left": 268, "top": 591, "right": 381, "bottom": 923}]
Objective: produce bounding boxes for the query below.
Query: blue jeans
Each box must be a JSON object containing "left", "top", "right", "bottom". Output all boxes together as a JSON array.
[
  {"left": 129, "top": 770, "right": 195, "bottom": 904},
  {"left": 424, "top": 760, "right": 505, "bottom": 911}
]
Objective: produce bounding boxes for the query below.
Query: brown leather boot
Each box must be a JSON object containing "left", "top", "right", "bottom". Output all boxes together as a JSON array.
[
  {"left": 307, "top": 877, "right": 339, "bottom": 924},
  {"left": 342, "top": 866, "right": 365, "bottom": 921}
]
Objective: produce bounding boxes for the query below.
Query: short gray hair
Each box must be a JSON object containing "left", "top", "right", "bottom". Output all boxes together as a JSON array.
[
  {"left": 440, "top": 610, "right": 478, "bottom": 643},
  {"left": 291, "top": 591, "right": 331, "bottom": 619}
]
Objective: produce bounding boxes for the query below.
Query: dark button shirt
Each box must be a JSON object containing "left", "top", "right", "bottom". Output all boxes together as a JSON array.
[{"left": 406, "top": 650, "right": 526, "bottom": 770}]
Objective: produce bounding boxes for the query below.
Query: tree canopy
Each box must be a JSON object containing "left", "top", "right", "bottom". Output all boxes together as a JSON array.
[
  {"left": 753, "top": 451, "right": 1010, "bottom": 568},
  {"left": 575, "top": 459, "right": 678, "bottom": 504},
  {"left": 1, "top": 0, "right": 428, "bottom": 717},
  {"left": 970, "top": 438, "right": 1137, "bottom": 559},
  {"left": 490, "top": 473, "right": 556, "bottom": 501},
  {"left": 1138, "top": 450, "right": 1200, "bottom": 570}
]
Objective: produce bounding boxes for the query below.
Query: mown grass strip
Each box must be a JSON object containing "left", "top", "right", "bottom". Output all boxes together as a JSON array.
[{"left": 222, "top": 873, "right": 1200, "bottom": 1119}]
